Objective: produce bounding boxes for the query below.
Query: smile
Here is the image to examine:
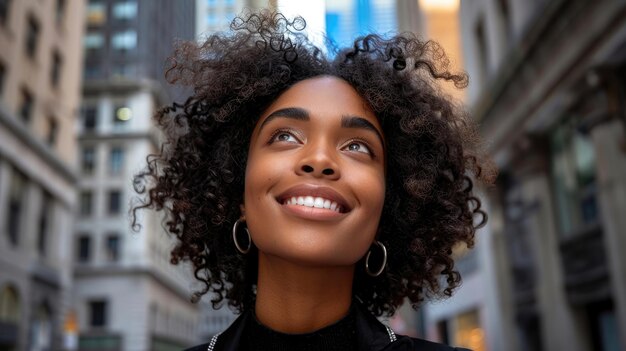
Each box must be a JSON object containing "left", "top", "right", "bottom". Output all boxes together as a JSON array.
[{"left": 282, "top": 196, "right": 343, "bottom": 213}]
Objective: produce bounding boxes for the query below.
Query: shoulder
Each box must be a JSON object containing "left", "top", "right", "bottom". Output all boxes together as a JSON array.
[{"left": 395, "top": 334, "right": 471, "bottom": 351}]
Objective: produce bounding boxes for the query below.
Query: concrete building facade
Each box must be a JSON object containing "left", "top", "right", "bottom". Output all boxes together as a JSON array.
[
  {"left": 0, "top": 0, "right": 85, "bottom": 350},
  {"left": 75, "top": 1, "right": 199, "bottom": 350},
  {"left": 421, "top": 0, "right": 626, "bottom": 350}
]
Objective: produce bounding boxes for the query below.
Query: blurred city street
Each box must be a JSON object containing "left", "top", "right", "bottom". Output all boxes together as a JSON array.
[{"left": 0, "top": 0, "right": 625, "bottom": 350}]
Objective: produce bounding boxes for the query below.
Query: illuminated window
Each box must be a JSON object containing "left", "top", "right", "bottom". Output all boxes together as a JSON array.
[
  {"left": 84, "top": 32, "right": 104, "bottom": 50},
  {"left": 454, "top": 310, "right": 485, "bottom": 351},
  {"left": 0, "top": 285, "right": 21, "bottom": 324},
  {"left": 111, "top": 30, "right": 137, "bottom": 51},
  {"left": 112, "top": 1, "right": 137, "bottom": 19},
  {"left": 87, "top": 2, "right": 106, "bottom": 25},
  {"left": 551, "top": 118, "right": 599, "bottom": 237},
  {"left": 113, "top": 106, "right": 132, "bottom": 129}
]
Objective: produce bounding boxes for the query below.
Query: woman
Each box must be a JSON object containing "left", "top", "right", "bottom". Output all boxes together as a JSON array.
[{"left": 132, "top": 11, "right": 494, "bottom": 351}]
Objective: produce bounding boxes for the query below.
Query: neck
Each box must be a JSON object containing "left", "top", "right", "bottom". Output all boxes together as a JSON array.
[{"left": 254, "top": 252, "right": 355, "bottom": 334}]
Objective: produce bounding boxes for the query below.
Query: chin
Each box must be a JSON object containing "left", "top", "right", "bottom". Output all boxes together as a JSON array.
[{"left": 258, "top": 240, "right": 367, "bottom": 268}]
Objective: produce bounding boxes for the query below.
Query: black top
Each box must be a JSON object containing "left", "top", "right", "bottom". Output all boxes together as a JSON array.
[
  {"left": 184, "top": 302, "right": 472, "bottom": 351},
  {"left": 241, "top": 306, "right": 357, "bottom": 351}
]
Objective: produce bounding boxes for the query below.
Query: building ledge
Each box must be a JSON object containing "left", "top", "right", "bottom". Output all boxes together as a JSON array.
[{"left": 0, "top": 103, "right": 78, "bottom": 183}]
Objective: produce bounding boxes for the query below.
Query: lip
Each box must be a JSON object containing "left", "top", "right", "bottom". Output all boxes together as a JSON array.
[{"left": 275, "top": 184, "right": 352, "bottom": 213}]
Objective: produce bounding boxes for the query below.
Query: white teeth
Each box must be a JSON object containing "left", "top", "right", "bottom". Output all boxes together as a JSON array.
[
  {"left": 304, "top": 196, "right": 314, "bottom": 207},
  {"left": 314, "top": 197, "right": 324, "bottom": 208},
  {"left": 283, "top": 196, "right": 343, "bottom": 212}
]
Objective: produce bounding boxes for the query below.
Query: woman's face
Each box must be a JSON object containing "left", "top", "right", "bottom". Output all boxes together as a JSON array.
[{"left": 244, "top": 76, "right": 386, "bottom": 266}]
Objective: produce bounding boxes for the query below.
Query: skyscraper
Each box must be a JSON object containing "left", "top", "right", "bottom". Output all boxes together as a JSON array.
[
  {"left": 0, "top": 0, "right": 85, "bottom": 350},
  {"left": 325, "top": 0, "right": 397, "bottom": 50},
  {"left": 75, "top": 1, "right": 198, "bottom": 350}
]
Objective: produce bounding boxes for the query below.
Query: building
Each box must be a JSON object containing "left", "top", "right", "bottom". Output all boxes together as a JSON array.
[
  {"left": 325, "top": 0, "right": 397, "bottom": 49},
  {"left": 395, "top": 2, "right": 493, "bottom": 349},
  {"left": 427, "top": 0, "right": 626, "bottom": 350},
  {"left": 196, "top": 0, "right": 277, "bottom": 40},
  {"left": 0, "top": 0, "right": 85, "bottom": 350},
  {"left": 75, "top": 1, "right": 199, "bottom": 350}
]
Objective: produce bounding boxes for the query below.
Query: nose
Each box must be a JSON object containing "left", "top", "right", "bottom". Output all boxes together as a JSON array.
[{"left": 296, "top": 143, "right": 340, "bottom": 180}]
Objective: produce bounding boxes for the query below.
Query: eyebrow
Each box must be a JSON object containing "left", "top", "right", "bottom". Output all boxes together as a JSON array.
[
  {"left": 341, "top": 115, "right": 384, "bottom": 145},
  {"left": 259, "top": 107, "right": 309, "bottom": 130},
  {"left": 259, "top": 107, "right": 384, "bottom": 145}
]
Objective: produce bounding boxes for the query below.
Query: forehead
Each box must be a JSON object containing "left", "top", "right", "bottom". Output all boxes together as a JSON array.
[{"left": 257, "top": 76, "right": 379, "bottom": 127}]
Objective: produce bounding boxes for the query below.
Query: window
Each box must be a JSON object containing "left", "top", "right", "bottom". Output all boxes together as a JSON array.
[
  {"left": 77, "top": 235, "right": 91, "bottom": 262},
  {"left": 475, "top": 18, "right": 489, "bottom": 86},
  {"left": 0, "top": 0, "right": 11, "bottom": 26},
  {"left": 112, "top": 1, "right": 137, "bottom": 19},
  {"left": 497, "top": 0, "right": 511, "bottom": 44},
  {"left": 81, "top": 147, "right": 95, "bottom": 174},
  {"left": 86, "top": 2, "right": 106, "bottom": 25},
  {"left": 105, "top": 234, "right": 120, "bottom": 261},
  {"left": 83, "top": 32, "right": 104, "bottom": 51},
  {"left": 111, "top": 63, "right": 136, "bottom": 78},
  {"left": 19, "top": 88, "right": 34, "bottom": 122},
  {"left": 83, "top": 64, "right": 102, "bottom": 80},
  {"left": 0, "top": 61, "right": 5, "bottom": 96},
  {"left": 55, "top": 0, "right": 66, "bottom": 25},
  {"left": 51, "top": 51, "right": 62, "bottom": 87},
  {"left": 454, "top": 310, "right": 486, "bottom": 351},
  {"left": 108, "top": 190, "right": 121, "bottom": 214},
  {"left": 551, "top": 118, "right": 599, "bottom": 237},
  {"left": 89, "top": 300, "right": 107, "bottom": 327},
  {"left": 47, "top": 117, "right": 58, "bottom": 146},
  {"left": 6, "top": 170, "right": 26, "bottom": 246},
  {"left": 113, "top": 106, "right": 132, "bottom": 129},
  {"left": 25, "top": 16, "right": 40, "bottom": 59},
  {"left": 79, "top": 191, "right": 93, "bottom": 216},
  {"left": 83, "top": 106, "right": 97, "bottom": 131},
  {"left": 37, "top": 193, "right": 52, "bottom": 257},
  {"left": 109, "top": 147, "right": 124, "bottom": 175},
  {"left": 111, "top": 30, "right": 137, "bottom": 51},
  {"left": 0, "top": 285, "right": 21, "bottom": 324}
]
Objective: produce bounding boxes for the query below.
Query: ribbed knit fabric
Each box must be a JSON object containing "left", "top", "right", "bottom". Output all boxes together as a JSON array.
[{"left": 241, "top": 306, "right": 358, "bottom": 351}]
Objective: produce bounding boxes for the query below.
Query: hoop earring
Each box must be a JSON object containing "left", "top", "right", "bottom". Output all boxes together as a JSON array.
[
  {"left": 365, "top": 241, "right": 387, "bottom": 277},
  {"left": 232, "top": 219, "right": 251, "bottom": 254}
]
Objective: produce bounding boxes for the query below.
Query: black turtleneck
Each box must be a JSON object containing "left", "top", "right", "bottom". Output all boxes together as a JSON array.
[{"left": 241, "top": 305, "right": 358, "bottom": 351}]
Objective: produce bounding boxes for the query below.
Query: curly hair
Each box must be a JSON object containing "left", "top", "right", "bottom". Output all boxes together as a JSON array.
[{"left": 132, "top": 11, "right": 495, "bottom": 317}]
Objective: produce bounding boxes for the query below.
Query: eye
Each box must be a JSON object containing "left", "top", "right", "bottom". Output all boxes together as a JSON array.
[
  {"left": 270, "top": 130, "right": 299, "bottom": 144},
  {"left": 343, "top": 140, "right": 372, "bottom": 155}
]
